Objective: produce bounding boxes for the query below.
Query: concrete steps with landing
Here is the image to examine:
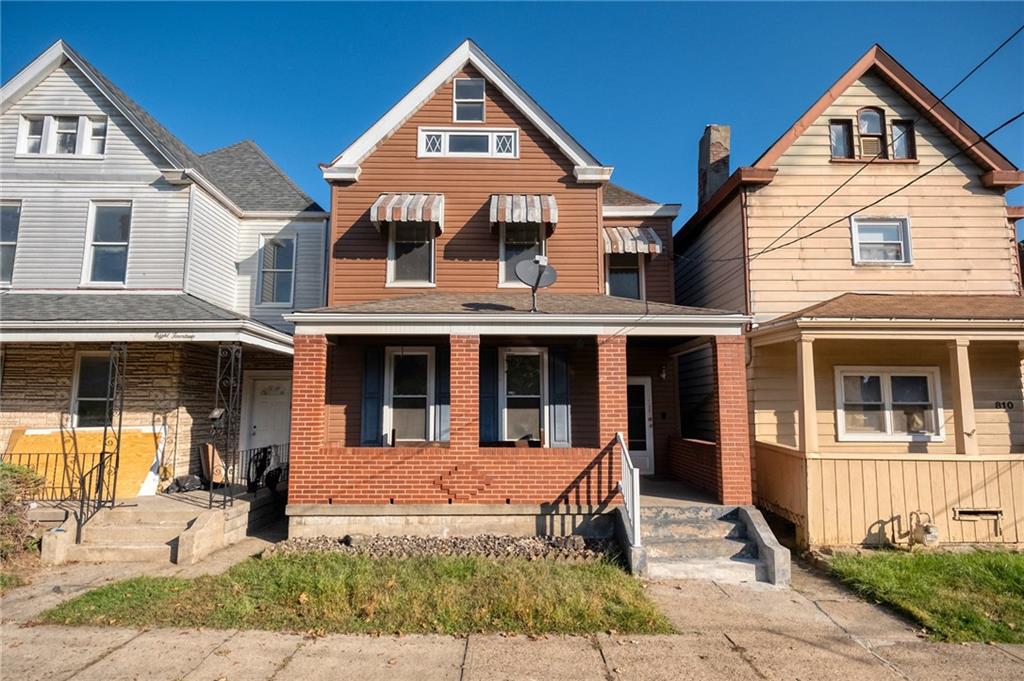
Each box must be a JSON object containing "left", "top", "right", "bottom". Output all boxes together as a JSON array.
[
  {"left": 68, "top": 507, "right": 198, "bottom": 563},
  {"left": 65, "top": 542, "right": 175, "bottom": 564}
]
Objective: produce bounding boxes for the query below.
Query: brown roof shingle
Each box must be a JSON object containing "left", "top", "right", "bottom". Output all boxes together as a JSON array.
[
  {"left": 766, "top": 293, "right": 1024, "bottom": 326},
  {"left": 603, "top": 183, "right": 660, "bottom": 206},
  {"left": 300, "top": 292, "right": 740, "bottom": 316}
]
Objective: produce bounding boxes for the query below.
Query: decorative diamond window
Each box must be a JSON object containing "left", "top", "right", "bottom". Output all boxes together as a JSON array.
[
  {"left": 424, "top": 133, "right": 442, "bottom": 154},
  {"left": 495, "top": 134, "right": 514, "bottom": 156}
]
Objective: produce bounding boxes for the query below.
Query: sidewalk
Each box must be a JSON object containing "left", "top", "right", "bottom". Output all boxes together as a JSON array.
[{"left": 3, "top": 537, "right": 1022, "bottom": 680}]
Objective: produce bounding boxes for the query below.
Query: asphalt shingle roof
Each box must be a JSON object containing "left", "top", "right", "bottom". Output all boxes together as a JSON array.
[
  {"left": 603, "top": 183, "right": 660, "bottom": 206},
  {"left": 64, "top": 43, "right": 322, "bottom": 214},
  {"left": 301, "top": 292, "right": 739, "bottom": 316},
  {"left": 767, "top": 293, "right": 1024, "bottom": 326},
  {"left": 0, "top": 293, "right": 247, "bottom": 323}
]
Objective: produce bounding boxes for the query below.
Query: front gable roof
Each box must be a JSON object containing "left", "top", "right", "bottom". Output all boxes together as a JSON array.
[
  {"left": 753, "top": 44, "right": 1022, "bottom": 185},
  {"left": 322, "top": 39, "right": 613, "bottom": 184},
  {"left": 1, "top": 40, "right": 324, "bottom": 215}
]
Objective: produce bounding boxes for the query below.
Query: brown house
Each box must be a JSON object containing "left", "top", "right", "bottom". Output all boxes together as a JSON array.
[
  {"left": 675, "top": 44, "right": 1024, "bottom": 548},
  {"left": 285, "top": 41, "right": 754, "bottom": 557}
]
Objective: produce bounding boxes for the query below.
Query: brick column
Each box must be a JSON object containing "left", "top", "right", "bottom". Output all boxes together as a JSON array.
[
  {"left": 449, "top": 335, "right": 480, "bottom": 454},
  {"left": 596, "top": 335, "right": 628, "bottom": 447},
  {"left": 712, "top": 336, "right": 752, "bottom": 505},
  {"left": 289, "top": 334, "right": 328, "bottom": 499}
]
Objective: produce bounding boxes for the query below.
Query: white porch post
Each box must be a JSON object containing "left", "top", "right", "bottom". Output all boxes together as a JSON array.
[
  {"left": 947, "top": 338, "right": 978, "bottom": 455},
  {"left": 797, "top": 336, "right": 818, "bottom": 454}
]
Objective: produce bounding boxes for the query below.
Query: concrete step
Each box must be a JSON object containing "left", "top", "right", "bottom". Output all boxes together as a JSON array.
[
  {"left": 26, "top": 506, "right": 69, "bottom": 524},
  {"left": 646, "top": 557, "right": 768, "bottom": 583},
  {"left": 91, "top": 508, "right": 199, "bottom": 525},
  {"left": 81, "top": 522, "right": 186, "bottom": 545},
  {"left": 640, "top": 505, "right": 737, "bottom": 523},
  {"left": 65, "top": 542, "right": 174, "bottom": 563},
  {"left": 642, "top": 518, "right": 747, "bottom": 541},
  {"left": 644, "top": 536, "right": 756, "bottom": 561}
]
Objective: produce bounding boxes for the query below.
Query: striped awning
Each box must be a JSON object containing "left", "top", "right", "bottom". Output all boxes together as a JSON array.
[
  {"left": 489, "top": 194, "right": 558, "bottom": 226},
  {"left": 370, "top": 193, "right": 444, "bottom": 234},
  {"left": 603, "top": 226, "right": 663, "bottom": 256}
]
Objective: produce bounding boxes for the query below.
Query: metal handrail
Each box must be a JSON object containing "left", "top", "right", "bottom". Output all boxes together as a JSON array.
[
  {"left": 616, "top": 431, "right": 641, "bottom": 548},
  {"left": 76, "top": 455, "right": 116, "bottom": 542},
  {"left": 1, "top": 452, "right": 101, "bottom": 502}
]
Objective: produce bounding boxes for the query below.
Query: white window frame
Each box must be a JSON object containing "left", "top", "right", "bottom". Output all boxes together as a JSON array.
[
  {"left": 834, "top": 366, "right": 945, "bottom": 443},
  {"left": 70, "top": 351, "right": 112, "bottom": 429},
  {"left": 386, "top": 222, "right": 436, "bottom": 288},
  {"left": 17, "top": 114, "right": 107, "bottom": 158},
  {"left": 81, "top": 200, "right": 132, "bottom": 287},
  {"left": 417, "top": 127, "right": 519, "bottom": 159},
  {"left": 497, "top": 222, "right": 546, "bottom": 288},
  {"left": 604, "top": 253, "right": 646, "bottom": 300},
  {"left": 498, "top": 347, "right": 549, "bottom": 446},
  {"left": 382, "top": 346, "right": 436, "bottom": 445},
  {"left": 255, "top": 234, "right": 297, "bottom": 307},
  {"left": 850, "top": 216, "right": 912, "bottom": 266},
  {"left": 452, "top": 77, "right": 485, "bottom": 123},
  {"left": 0, "top": 200, "right": 22, "bottom": 286}
]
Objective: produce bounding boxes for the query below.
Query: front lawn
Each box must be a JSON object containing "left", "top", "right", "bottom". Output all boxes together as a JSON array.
[
  {"left": 41, "top": 552, "right": 673, "bottom": 635},
  {"left": 829, "top": 549, "right": 1024, "bottom": 643}
]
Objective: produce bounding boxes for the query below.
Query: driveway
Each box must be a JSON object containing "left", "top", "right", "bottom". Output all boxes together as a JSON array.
[{"left": 2, "top": 544, "right": 1022, "bottom": 680}]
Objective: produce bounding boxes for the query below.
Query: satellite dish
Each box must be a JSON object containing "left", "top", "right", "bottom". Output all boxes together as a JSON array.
[{"left": 515, "top": 255, "right": 557, "bottom": 313}]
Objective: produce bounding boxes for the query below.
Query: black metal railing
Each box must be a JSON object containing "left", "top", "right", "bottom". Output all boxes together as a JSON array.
[
  {"left": 76, "top": 455, "right": 117, "bottom": 542},
  {"left": 1, "top": 452, "right": 101, "bottom": 503},
  {"left": 207, "top": 442, "right": 289, "bottom": 509}
]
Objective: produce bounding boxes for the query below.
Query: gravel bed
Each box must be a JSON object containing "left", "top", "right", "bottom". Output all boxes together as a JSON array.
[{"left": 265, "top": 534, "right": 621, "bottom": 562}]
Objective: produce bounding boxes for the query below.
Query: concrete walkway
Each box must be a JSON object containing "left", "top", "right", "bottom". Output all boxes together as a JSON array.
[{"left": 3, "top": 537, "right": 1022, "bottom": 680}]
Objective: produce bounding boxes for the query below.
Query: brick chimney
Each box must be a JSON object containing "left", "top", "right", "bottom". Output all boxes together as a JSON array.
[{"left": 698, "top": 124, "right": 730, "bottom": 206}]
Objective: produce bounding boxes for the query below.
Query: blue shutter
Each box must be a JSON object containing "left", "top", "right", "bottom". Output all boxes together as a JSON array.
[
  {"left": 360, "top": 346, "right": 384, "bottom": 445},
  {"left": 479, "top": 347, "right": 499, "bottom": 442},
  {"left": 548, "top": 349, "right": 571, "bottom": 448},
  {"left": 435, "top": 346, "right": 451, "bottom": 442}
]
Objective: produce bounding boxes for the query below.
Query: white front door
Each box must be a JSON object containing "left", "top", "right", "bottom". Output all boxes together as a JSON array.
[
  {"left": 626, "top": 377, "right": 654, "bottom": 475},
  {"left": 243, "top": 373, "right": 292, "bottom": 449}
]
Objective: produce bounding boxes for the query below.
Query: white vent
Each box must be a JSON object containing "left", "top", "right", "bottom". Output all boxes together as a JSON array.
[{"left": 860, "top": 137, "right": 882, "bottom": 158}]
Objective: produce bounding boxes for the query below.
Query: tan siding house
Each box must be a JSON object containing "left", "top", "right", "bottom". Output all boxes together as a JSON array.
[{"left": 675, "top": 44, "right": 1024, "bottom": 548}]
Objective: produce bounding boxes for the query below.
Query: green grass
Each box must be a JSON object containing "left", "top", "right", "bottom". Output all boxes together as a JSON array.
[
  {"left": 829, "top": 549, "right": 1024, "bottom": 643},
  {"left": 0, "top": 571, "right": 27, "bottom": 593},
  {"left": 40, "top": 553, "right": 673, "bottom": 635}
]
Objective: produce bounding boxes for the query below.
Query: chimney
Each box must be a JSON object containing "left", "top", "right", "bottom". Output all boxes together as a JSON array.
[{"left": 698, "top": 124, "right": 730, "bottom": 206}]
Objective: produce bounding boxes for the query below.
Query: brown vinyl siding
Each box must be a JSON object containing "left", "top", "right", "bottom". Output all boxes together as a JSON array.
[
  {"left": 329, "top": 66, "right": 603, "bottom": 305},
  {"left": 605, "top": 216, "right": 674, "bottom": 304}
]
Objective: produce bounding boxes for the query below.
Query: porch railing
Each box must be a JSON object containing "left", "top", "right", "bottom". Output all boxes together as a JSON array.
[
  {"left": 616, "top": 431, "right": 642, "bottom": 547},
  {"left": 76, "top": 455, "right": 117, "bottom": 542},
  {"left": 207, "top": 442, "right": 290, "bottom": 509},
  {"left": 1, "top": 452, "right": 101, "bottom": 503}
]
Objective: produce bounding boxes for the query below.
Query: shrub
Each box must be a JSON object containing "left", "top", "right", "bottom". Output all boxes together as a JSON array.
[{"left": 0, "top": 462, "right": 45, "bottom": 561}]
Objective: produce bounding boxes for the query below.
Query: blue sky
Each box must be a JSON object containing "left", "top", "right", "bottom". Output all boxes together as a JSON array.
[{"left": 3, "top": 2, "right": 1023, "bottom": 233}]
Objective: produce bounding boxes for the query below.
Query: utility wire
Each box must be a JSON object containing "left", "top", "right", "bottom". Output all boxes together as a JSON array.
[{"left": 674, "top": 24, "right": 1024, "bottom": 270}]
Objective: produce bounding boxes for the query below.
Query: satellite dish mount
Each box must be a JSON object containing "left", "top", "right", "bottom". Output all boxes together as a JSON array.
[{"left": 515, "top": 255, "right": 558, "bottom": 313}]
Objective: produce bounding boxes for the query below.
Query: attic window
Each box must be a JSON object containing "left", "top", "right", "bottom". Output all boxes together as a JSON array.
[
  {"left": 18, "top": 115, "right": 107, "bottom": 157},
  {"left": 418, "top": 128, "right": 518, "bottom": 158},
  {"left": 857, "top": 108, "right": 887, "bottom": 159},
  {"left": 453, "top": 78, "right": 485, "bottom": 122}
]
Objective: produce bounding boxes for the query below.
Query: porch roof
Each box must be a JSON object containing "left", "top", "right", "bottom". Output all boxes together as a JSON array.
[
  {"left": 0, "top": 292, "right": 294, "bottom": 354},
  {"left": 751, "top": 293, "right": 1024, "bottom": 344},
  {"left": 287, "top": 292, "right": 747, "bottom": 337}
]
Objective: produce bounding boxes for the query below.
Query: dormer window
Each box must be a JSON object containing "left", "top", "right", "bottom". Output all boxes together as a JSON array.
[
  {"left": 453, "top": 78, "right": 485, "bottom": 122},
  {"left": 18, "top": 115, "right": 107, "bottom": 157},
  {"left": 857, "top": 108, "right": 887, "bottom": 159}
]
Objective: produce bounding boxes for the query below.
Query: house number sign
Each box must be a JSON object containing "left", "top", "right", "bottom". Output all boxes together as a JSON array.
[{"left": 995, "top": 401, "right": 1016, "bottom": 410}]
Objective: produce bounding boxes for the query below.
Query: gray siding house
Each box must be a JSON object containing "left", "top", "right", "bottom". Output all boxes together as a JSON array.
[{"left": 0, "top": 40, "right": 328, "bottom": 493}]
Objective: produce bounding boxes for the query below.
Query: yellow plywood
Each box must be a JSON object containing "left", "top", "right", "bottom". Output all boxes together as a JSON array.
[{"left": 6, "top": 428, "right": 162, "bottom": 498}]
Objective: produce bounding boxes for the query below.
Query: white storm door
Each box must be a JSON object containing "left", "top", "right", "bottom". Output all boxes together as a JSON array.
[
  {"left": 626, "top": 377, "right": 654, "bottom": 475},
  {"left": 244, "top": 374, "right": 292, "bottom": 449}
]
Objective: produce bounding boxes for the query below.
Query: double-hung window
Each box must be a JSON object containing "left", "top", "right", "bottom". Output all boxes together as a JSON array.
[
  {"left": 500, "top": 223, "right": 544, "bottom": 285},
  {"left": 891, "top": 120, "right": 916, "bottom": 160},
  {"left": 607, "top": 254, "right": 644, "bottom": 300},
  {"left": 851, "top": 217, "right": 911, "bottom": 265},
  {"left": 500, "top": 348, "right": 547, "bottom": 443},
  {"left": 383, "top": 347, "right": 435, "bottom": 444},
  {"left": 72, "top": 353, "right": 113, "bottom": 427},
  {"left": 1, "top": 201, "right": 21, "bottom": 285},
  {"left": 23, "top": 117, "right": 44, "bottom": 154},
  {"left": 257, "top": 235, "right": 296, "bottom": 305},
  {"left": 453, "top": 78, "right": 485, "bottom": 122},
  {"left": 857, "top": 108, "right": 887, "bottom": 159},
  {"left": 829, "top": 119, "right": 854, "bottom": 159},
  {"left": 18, "top": 115, "right": 107, "bottom": 157},
  {"left": 84, "top": 202, "right": 132, "bottom": 284},
  {"left": 387, "top": 222, "right": 434, "bottom": 286},
  {"left": 836, "top": 367, "right": 943, "bottom": 442}
]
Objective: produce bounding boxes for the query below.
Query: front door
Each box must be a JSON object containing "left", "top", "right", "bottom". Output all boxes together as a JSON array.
[
  {"left": 626, "top": 377, "right": 654, "bottom": 474},
  {"left": 243, "top": 373, "right": 292, "bottom": 449}
]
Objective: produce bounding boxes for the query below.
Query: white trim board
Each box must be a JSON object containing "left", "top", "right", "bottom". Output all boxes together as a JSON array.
[
  {"left": 322, "top": 39, "right": 613, "bottom": 183},
  {"left": 602, "top": 204, "right": 681, "bottom": 218}
]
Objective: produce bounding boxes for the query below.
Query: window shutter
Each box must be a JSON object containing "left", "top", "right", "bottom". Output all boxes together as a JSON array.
[
  {"left": 548, "top": 349, "right": 572, "bottom": 448},
  {"left": 479, "top": 346, "right": 499, "bottom": 442},
  {"left": 435, "top": 346, "right": 451, "bottom": 442},
  {"left": 360, "top": 346, "right": 384, "bottom": 445}
]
